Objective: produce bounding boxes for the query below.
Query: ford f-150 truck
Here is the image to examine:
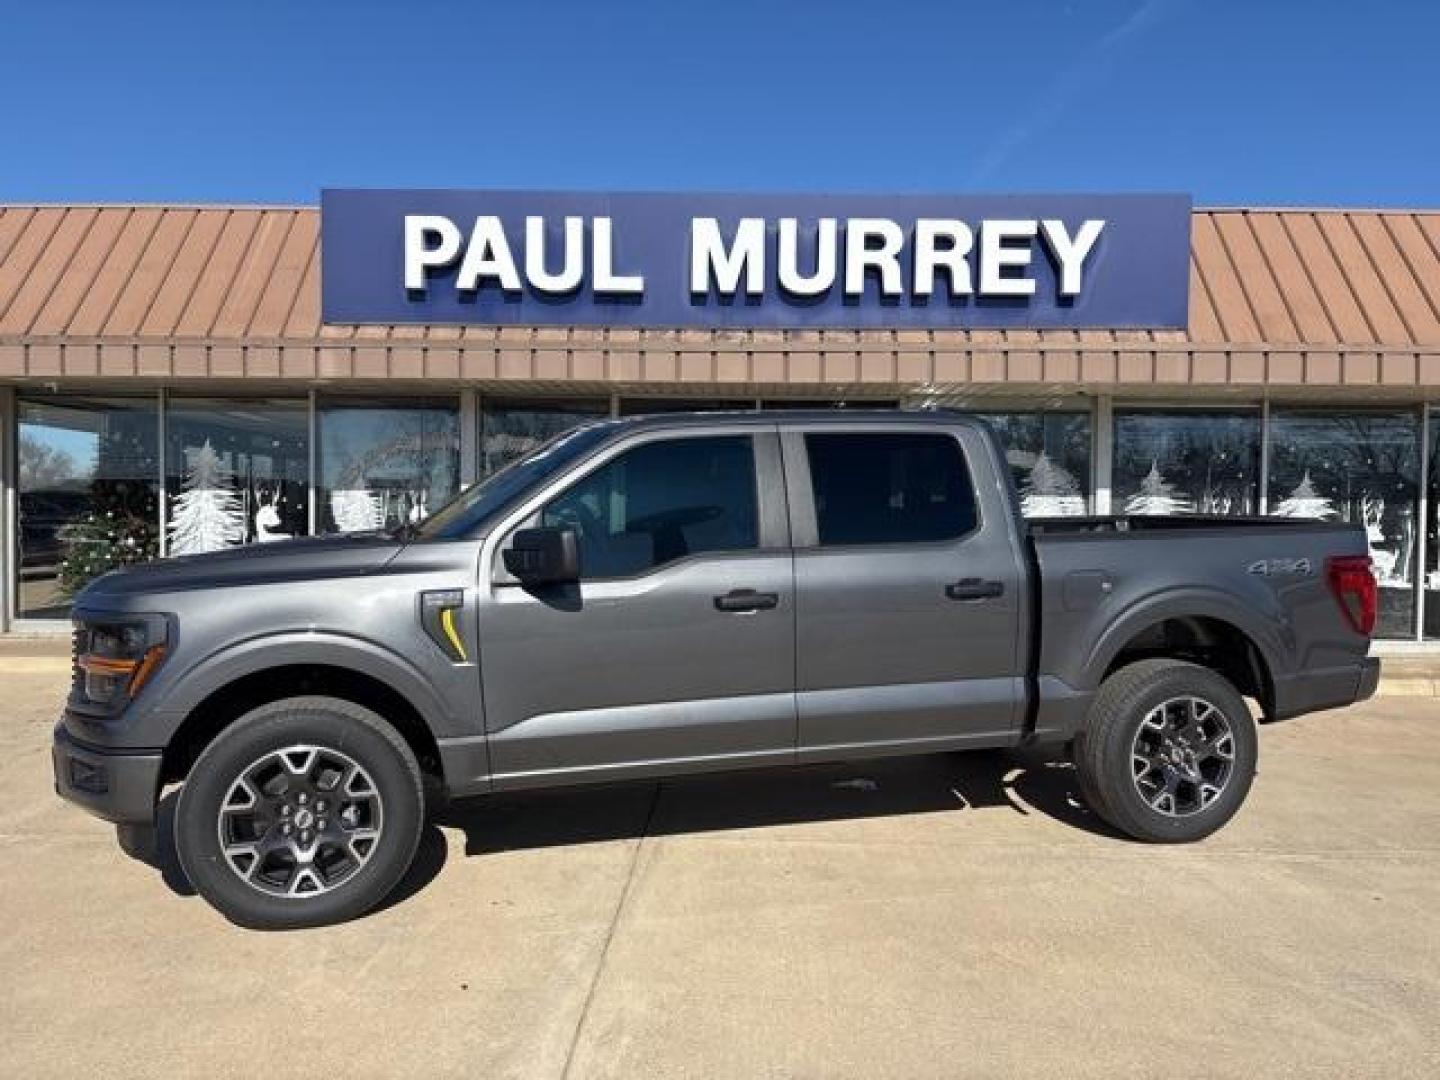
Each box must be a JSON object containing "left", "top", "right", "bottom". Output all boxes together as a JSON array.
[{"left": 54, "top": 411, "right": 1380, "bottom": 928}]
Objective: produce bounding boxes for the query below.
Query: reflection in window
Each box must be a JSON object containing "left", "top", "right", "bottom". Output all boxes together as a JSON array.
[
  {"left": 1268, "top": 410, "right": 1419, "bottom": 639},
  {"left": 16, "top": 397, "right": 159, "bottom": 618},
  {"left": 165, "top": 400, "right": 309, "bottom": 555},
  {"left": 318, "top": 399, "right": 459, "bottom": 532},
  {"left": 481, "top": 398, "right": 609, "bottom": 477},
  {"left": 975, "top": 412, "right": 1091, "bottom": 516},
  {"left": 1115, "top": 411, "right": 1259, "bottom": 516},
  {"left": 542, "top": 436, "right": 758, "bottom": 579}
]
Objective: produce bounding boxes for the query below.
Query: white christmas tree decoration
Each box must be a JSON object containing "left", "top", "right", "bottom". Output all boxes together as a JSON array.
[
  {"left": 168, "top": 440, "right": 243, "bottom": 555},
  {"left": 1124, "top": 460, "right": 1194, "bottom": 516},
  {"left": 1271, "top": 470, "right": 1334, "bottom": 519},
  {"left": 331, "top": 488, "right": 384, "bottom": 532},
  {"left": 1020, "top": 453, "right": 1087, "bottom": 517}
]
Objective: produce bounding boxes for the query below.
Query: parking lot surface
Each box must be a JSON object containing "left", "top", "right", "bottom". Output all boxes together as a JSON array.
[{"left": 2, "top": 668, "right": 1438, "bottom": 1079}]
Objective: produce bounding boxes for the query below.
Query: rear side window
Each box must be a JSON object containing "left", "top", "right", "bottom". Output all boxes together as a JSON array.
[
  {"left": 542, "top": 435, "right": 758, "bottom": 578},
  {"left": 804, "top": 432, "right": 977, "bottom": 546}
]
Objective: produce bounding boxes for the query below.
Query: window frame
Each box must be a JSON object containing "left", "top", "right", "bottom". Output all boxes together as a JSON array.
[
  {"left": 490, "top": 423, "right": 789, "bottom": 586},
  {"left": 782, "top": 423, "right": 984, "bottom": 552}
]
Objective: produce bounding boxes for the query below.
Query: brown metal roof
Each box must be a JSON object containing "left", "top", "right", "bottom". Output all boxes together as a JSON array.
[{"left": 1, "top": 205, "right": 1438, "bottom": 391}]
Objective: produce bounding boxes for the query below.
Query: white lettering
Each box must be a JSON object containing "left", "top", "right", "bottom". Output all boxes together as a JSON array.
[
  {"left": 524, "top": 215, "right": 585, "bottom": 294},
  {"left": 1040, "top": 218, "right": 1104, "bottom": 296},
  {"left": 912, "top": 219, "right": 973, "bottom": 297},
  {"left": 592, "top": 217, "right": 645, "bottom": 295},
  {"left": 690, "top": 217, "right": 765, "bottom": 296},
  {"left": 777, "top": 218, "right": 837, "bottom": 296},
  {"left": 843, "top": 218, "right": 905, "bottom": 297},
  {"left": 403, "top": 215, "right": 462, "bottom": 292},
  {"left": 456, "top": 216, "right": 521, "bottom": 292},
  {"left": 979, "top": 220, "right": 1038, "bottom": 296}
]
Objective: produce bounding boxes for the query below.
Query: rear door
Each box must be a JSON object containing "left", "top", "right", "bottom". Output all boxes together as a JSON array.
[
  {"left": 783, "top": 420, "right": 1027, "bottom": 760},
  {"left": 476, "top": 424, "right": 797, "bottom": 786}
]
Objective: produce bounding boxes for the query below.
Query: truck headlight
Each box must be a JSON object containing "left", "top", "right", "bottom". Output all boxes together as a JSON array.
[{"left": 75, "top": 618, "right": 168, "bottom": 706}]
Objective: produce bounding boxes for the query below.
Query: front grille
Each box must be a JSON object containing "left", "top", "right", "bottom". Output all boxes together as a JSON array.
[{"left": 70, "top": 622, "right": 84, "bottom": 687}]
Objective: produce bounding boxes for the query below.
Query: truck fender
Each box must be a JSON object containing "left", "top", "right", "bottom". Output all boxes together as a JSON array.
[
  {"left": 147, "top": 630, "right": 457, "bottom": 741},
  {"left": 1081, "top": 585, "right": 1288, "bottom": 694}
]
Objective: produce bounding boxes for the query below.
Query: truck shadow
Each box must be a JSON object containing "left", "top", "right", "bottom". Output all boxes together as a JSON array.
[
  {"left": 138, "top": 748, "right": 1123, "bottom": 916},
  {"left": 435, "top": 746, "right": 1124, "bottom": 856}
]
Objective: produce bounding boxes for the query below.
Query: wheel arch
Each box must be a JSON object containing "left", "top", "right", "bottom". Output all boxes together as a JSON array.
[
  {"left": 156, "top": 636, "right": 453, "bottom": 787},
  {"left": 1096, "top": 610, "right": 1277, "bottom": 718}
]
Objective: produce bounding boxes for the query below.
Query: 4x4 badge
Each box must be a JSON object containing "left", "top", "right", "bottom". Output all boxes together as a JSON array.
[{"left": 1247, "top": 558, "right": 1313, "bottom": 577}]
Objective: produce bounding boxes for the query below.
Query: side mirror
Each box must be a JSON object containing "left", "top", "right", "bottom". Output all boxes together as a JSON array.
[{"left": 503, "top": 525, "right": 580, "bottom": 585}]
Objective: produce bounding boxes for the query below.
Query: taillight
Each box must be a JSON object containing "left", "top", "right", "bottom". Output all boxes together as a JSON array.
[{"left": 1326, "top": 555, "right": 1376, "bottom": 637}]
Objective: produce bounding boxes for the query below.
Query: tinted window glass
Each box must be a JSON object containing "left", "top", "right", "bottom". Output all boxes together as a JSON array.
[
  {"left": 806, "top": 432, "right": 976, "bottom": 546},
  {"left": 542, "top": 436, "right": 758, "bottom": 578}
]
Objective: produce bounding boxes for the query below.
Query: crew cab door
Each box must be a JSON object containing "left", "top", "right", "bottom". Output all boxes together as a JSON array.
[
  {"left": 475, "top": 425, "right": 796, "bottom": 787},
  {"left": 782, "top": 421, "right": 1026, "bottom": 760}
]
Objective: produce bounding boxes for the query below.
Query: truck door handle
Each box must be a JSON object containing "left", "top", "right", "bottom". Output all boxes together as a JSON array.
[
  {"left": 714, "top": 589, "right": 780, "bottom": 612},
  {"left": 945, "top": 578, "right": 1004, "bottom": 601}
]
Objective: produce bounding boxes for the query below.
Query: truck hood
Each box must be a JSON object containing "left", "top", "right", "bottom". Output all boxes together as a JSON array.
[{"left": 76, "top": 533, "right": 406, "bottom": 602}]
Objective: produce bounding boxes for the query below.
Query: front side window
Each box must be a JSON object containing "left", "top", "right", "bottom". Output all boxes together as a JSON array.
[
  {"left": 805, "top": 432, "right": 977, "bottom": 546},
  {"left": 541, "top": 435, "right": 758, "bottom": 579}
]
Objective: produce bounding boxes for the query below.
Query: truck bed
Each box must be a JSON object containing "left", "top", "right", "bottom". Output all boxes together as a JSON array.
[{"left": 1021, "top": 513, "right": 1372, "bottom": 738}]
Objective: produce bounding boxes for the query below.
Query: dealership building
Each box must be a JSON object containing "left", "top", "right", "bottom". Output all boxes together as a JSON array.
[{"left": 2, "top": 194, "right": 1439, "bottom": 643}]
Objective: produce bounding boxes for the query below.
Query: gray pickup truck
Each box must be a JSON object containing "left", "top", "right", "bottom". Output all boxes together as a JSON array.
[{"left": 54, "top": 411, "right": 1380, "bottom": 928}]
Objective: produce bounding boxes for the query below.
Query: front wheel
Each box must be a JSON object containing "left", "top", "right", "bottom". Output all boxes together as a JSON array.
[
  {"left": 175, "top": 696, "right": 424, "bottom": 929},
  {"left": 1073, "top": 659, "right": 1258, "bottom": 843}
]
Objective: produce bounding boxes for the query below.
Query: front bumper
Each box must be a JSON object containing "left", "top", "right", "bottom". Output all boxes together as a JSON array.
[{"left": 52, "top": 724, "right": 162, "bottom": 825}]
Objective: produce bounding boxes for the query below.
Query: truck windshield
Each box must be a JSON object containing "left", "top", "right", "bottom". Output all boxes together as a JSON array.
[{"left": 409, "top": 422, "right": 615, "bottom": 541}]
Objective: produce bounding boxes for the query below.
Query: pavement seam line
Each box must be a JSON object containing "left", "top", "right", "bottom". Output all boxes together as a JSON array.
[{"left": 558, "top": 781, "right": 663, "bottom": 1080}]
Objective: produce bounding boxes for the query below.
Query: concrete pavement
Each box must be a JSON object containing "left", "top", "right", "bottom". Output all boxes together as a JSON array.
[{"left": 2, "top": 669, "right": 1438, "bottom": 1078}]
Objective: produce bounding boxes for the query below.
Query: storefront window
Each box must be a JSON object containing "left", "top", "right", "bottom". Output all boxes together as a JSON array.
[
  {"left": 1115, "top": 410, "right": 1260, "bottom": 517},
  {"left": 480, "top": 397, "right": 609, "bottom": 477},
  {"left": 165, "top": 399, "right": 309, "bottom": 554},
  {"left": 16, "top": 396, "right": 160, "bottom": 618},
  {"left": 1425, "top": 410, "right": 1440, "bottom": 639},
  {"left": 318, "top": 398, "right": 460, "bottom": 532},
  {"left": 760, "top": 399, "right": 898, "bottom": 410},
  {"left": 975, "top": 412, "right": 1092, "bottom": 516},
  {"left": 1268, "top": 409, "right": 1419, "bottom": 639}
]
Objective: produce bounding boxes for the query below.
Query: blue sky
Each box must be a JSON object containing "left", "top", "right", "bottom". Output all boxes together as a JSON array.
[{"left": 3, "top": 0, "right": 1437, "bottom": 207}]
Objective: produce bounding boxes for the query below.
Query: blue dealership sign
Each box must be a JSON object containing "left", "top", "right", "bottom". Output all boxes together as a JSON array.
[{"left": 321, "top": 189, "right": 1191, "bottom": 329}]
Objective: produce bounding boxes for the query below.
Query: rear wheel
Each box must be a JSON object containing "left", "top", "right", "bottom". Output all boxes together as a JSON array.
[
  {"left": 1073, "top": 659, "right": 1257, "bottom": 842},
  {"left": 175, "top": 696, "right": 424, "bottom": 929}
]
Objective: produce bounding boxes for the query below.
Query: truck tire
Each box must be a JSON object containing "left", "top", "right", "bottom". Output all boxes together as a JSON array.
[
  {"left": 174, "top": 696, "right": 425, "bottom": 930},
  {"left": 1073, "top": 659, "right": 1257, "bottom": 843}
]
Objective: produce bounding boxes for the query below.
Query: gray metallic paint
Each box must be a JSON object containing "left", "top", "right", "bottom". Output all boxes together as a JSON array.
[{"left": 56, "top": 411, "right": 1378, "bottom": 827}]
